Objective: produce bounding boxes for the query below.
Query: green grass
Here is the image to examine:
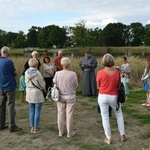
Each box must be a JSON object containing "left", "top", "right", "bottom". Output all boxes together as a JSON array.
[{"left": 121, "top": 89, "right": 150, "bottom": 125}]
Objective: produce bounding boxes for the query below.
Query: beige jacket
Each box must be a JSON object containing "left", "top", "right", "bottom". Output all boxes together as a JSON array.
[{"left": 25, "top": 67, "right": 46, "bottom": 103}]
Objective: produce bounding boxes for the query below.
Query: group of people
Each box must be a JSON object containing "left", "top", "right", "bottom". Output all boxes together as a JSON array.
[
  {"left": 0, "top": 46, "right": 78, "bottom": 138},
  {"left": 1, "top": 45, "right": 149, "bottom": 145}
]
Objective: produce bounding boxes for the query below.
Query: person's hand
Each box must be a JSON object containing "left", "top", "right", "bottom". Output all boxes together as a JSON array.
[{"left": 141, "top": 78, "right": 144, "bottom": 81}]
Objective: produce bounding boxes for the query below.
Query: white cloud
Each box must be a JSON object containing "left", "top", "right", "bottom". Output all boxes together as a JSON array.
[{"left": 0, "top": 0, "right": 150, "bottom": 33}]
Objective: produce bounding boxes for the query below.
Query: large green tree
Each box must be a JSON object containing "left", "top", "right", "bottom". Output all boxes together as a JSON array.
[
  {"left": 26, "top": 26, "right": 41, "bottom": 47},
  {"left": 86, "top": 27, "right": 102, "bottom": 46},
  {"left": 38, "top": 25, "right": 67, "bottom": 48},
  {"left": 71, "top": 20, "right": 87, "bottom": 47},
  {"left": 0, "top": 29, "right": 8, "bottom": 47},
  {"left": 101, "top": 23, "right": 128, "bottom": 46},
  {"left": 143, "top": 24, "right": 150, "bottom": 46},
  {"left": 15, "top": 31, "right": 26, "bottom": 48},
  {"left": 129, "top": 22, "right": 144, "bottom": 46}
]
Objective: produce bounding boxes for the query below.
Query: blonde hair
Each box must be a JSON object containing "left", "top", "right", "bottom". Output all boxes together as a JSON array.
[
  {"left": 28, "top": 58, "right": 38, "bottom": 68},
  {"left": 61, "top": 57, "right": 71, "bottom": 68},
  {"left": 102, "top": 53, "right": 115, "bottom": 67}
]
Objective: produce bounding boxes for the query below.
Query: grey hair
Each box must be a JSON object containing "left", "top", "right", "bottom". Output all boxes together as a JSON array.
[
  {"left": 1, "top": 46, "right": 10, "bottom": 53},
  {"left": 102, "top": 53, "right": 115, "bottom": 67},
  {"left": 31, "top": 51, "right": 38, "bottom": 56},
  {"left": 61, "top": 57, "right": 71, "bottom": 68}
]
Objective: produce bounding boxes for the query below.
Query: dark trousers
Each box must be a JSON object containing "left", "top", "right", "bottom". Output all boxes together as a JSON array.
[
  {"left": 44, "top": 77, "right": 53, "bottom": 91},
  {"left": 0, "top": 89, "right": 16, "bottom": 129}
]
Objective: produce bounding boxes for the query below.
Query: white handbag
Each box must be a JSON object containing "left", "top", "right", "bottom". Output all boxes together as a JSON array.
[
  {"left": 46, "top": 85, "right": 59, "bottom": 102},
  {"left": 46, "top": 73, "right": 59, "bottom": 102}
]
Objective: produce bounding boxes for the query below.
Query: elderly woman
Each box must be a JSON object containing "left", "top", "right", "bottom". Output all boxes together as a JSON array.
[
  {"left": 96, "top": 53, "right": 126, "bottom": 145},
  {"left": 53, "top": 57, "right": 78, "bottom": 138},
  {"left": 25, "top": 58, "right": 46, "bottom": 133}
]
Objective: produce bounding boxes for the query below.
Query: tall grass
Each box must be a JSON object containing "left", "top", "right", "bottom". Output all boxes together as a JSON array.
[{"left": 12, "top": 55, "right": 146, "bottom": 92}]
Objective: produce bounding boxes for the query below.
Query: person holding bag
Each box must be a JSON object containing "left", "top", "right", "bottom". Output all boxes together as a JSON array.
[
  {"left": 53, "top": 57, "right": 78, "bottom": 138},
  {"left": 96, "top": 53, "right": 126, "bottom": 145},
  {"left": 120, "top": 57, "right": 130, "bottom": 100},
  {"left": 25, "top": 58, "right": 46, "bottom": 133},
  {"left": 141, "top": 55, "right": 150, "bottom": 107}
]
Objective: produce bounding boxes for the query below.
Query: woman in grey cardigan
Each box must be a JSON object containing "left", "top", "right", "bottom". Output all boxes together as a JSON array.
[{"left": 25, "top": 58, "right": 46, "bottom": 133}]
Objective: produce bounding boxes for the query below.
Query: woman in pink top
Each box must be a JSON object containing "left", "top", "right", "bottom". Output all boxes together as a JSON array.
[
  {"left": 96, "top": 53, "right": 126, "bottom": 145},
  {"left": 53, "top": 57, "right": 78, "bottom": 138}
]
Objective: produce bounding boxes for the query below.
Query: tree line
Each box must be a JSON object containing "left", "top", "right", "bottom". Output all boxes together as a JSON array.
[{"left": 0, "top": 20, "right": 150, "bottom": 48}]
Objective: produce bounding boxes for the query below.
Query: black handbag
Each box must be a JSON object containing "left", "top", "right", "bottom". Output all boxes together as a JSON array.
[{"left": 116, "top": 70, "right": 125, "bottom": 111}]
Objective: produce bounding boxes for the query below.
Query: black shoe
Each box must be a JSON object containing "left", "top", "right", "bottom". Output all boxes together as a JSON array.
[
  {"left": 10, "top": 126, "right": 22, "bottom": 133},
  {"left": 0, "top": 125, "right": 8, "bottom": 130}
]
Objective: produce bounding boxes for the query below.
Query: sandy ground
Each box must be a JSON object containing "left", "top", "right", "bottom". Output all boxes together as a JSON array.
[{"left": 0, "top": 96, "right": 150, "bottom": 150}]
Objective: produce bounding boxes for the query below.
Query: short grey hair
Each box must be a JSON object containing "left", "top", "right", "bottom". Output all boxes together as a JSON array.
[
  {"left": 28, "top": 58, "right": 38, "bottom": 68},
  {"left": 102, "top": 53, "right": 115, "bottom": 67},
  {"left": 61, "top": 57, "right": 71, "bottom": 68},
  {"left": 31, "top": 51, "right": 38, "bottom": 57},
  {"left": 1, "top": 46, "right": 10, "bottom": 53}
]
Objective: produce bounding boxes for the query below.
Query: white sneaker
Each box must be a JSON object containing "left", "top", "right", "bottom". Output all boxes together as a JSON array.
[
  {"left": 59, "top": 133, "right": 65, "bottom": 137},
  {"left": 67, "top": 132, "right": 76, "bottom": 138},
  {"left": 142, "top": 103, "right": 146, "bottom": 106}
]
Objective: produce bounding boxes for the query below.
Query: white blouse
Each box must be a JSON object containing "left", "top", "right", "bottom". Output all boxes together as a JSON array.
[{"left": 43, "top": 63, "right": 54, "bottom": 78}]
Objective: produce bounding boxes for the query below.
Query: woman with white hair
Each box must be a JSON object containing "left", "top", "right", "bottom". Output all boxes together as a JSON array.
[
  {"left": 25, "top": 58, "right": 45, "bottom": 133},
  {"left": 96, "top": 53, "right": 126, "bottom": 145},
  {"left": 53, "top": 57, "right": 78, "bottom": 138}
]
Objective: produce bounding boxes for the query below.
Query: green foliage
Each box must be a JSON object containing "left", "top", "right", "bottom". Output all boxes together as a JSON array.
[
  {"left": 15, "top": 31, "right": 26, "bottom": 48},
  {"left": 38, "top": 25, "right": 67, "bottom": 48},
  {"left": 71, "top": 20, "right": 87, "bottom": 47},
  {"left": 1, "top": 22, "right": 150, "bottom": 48}
]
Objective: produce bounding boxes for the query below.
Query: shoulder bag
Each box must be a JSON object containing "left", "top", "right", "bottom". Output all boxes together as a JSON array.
[{"left": 116, "top": 69, "right": 125, "bottom": 111}]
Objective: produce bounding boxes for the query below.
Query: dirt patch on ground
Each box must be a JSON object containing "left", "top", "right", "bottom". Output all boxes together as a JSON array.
[{"left": 0, "top": 96, "right": 149, "bottom": 150}]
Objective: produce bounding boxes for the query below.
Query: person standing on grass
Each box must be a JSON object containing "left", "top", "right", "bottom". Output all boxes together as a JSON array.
[
  {"left": 25, "top": 58, "right": 46, "bottom": 133},
  {"left": 120, "top": 57, "right": 130, "bottom": 100},
  {"left": 24, "top": 51, "right": 41, "bottom": 71},
  {"left": 96, "top": 53, "right": 126, "bottom": 145},
  {"left": 79, "top": 50, "right": 97, "bottom": 96},
  {"left": 53, "top": 57, "right": 78, "bottom": 138},
  {"left": 0, "top": 46, "right": 22, "bottom": 132},
  {"left": 54, "top": 50, "right": 63, "bottom": 71},
  {"left": 19, "top": 69, "right": 26, "bottom": 103},
  {"left": 141, "top": 55, "right": 150, "bottom": 107},
  {"left": 43, "top": 56, "right": 55, "bottom": 91}
]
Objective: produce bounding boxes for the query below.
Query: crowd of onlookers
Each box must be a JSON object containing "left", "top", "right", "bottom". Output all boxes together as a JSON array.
[{"left": 0, "top": 46, "right": 150, "bottom": 145}]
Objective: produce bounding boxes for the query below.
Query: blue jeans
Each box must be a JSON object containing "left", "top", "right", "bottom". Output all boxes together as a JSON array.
[{"left": 29, "top": 103, "right": 42, "bottom": 127}]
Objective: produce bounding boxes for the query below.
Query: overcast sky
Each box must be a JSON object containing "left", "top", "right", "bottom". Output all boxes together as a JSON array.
[{"left": 0, "top": 0, "right": 150, "bottom": 33}]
